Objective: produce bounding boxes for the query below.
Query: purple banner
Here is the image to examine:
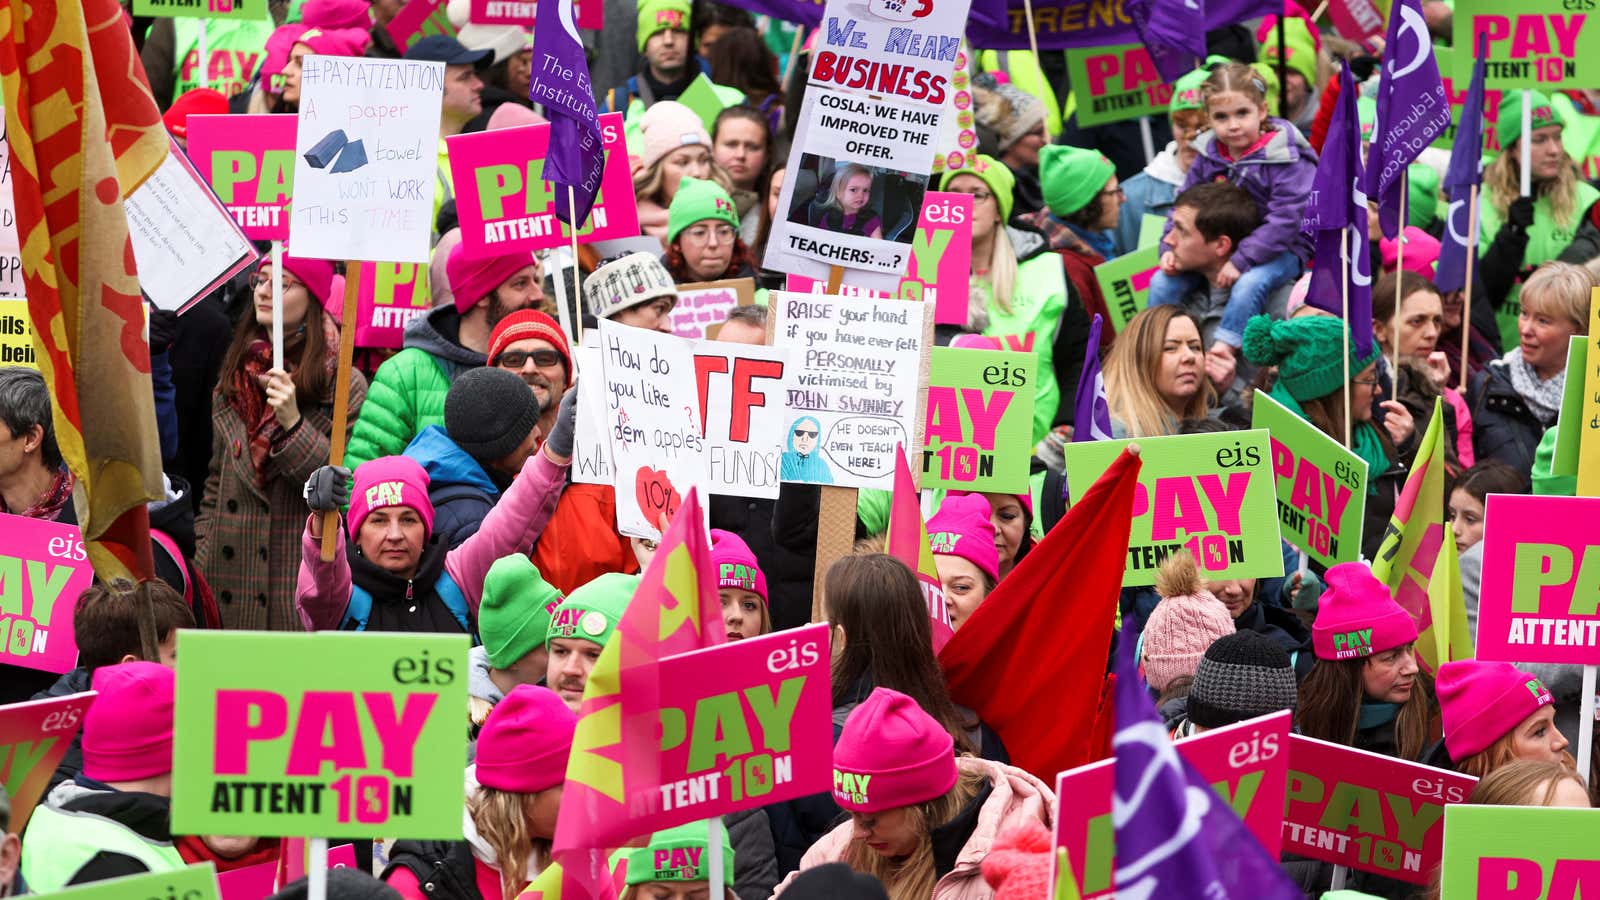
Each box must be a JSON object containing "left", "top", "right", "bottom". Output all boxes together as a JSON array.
[
  {"left": 1125, "top": 0, "right": 1208, "bottom": 83},
  {"left": 1364, "top": 0, "right": 1450, "bottom": 239}
]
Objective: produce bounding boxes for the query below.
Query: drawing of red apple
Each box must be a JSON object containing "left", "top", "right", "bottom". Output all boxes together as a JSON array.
[{"left": 635, "top": 467, "right": 681, "bottom": 525}]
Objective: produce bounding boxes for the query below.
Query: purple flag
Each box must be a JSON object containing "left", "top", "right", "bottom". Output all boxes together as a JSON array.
[
  {"left": 1364, "top": 0, "right": 1450, "bottom": 239},
  {"left": 1112, "top": 631, "right": 1303, "bottom": 899},
  {"left": 1435, "top": 38, "right": 1487, "bottom": 295},
  {"left": 1073, "top": 314, "right": 1113, "bottom": 442},
  {"left": 1302, "top": 63, "right": 1375, "bottom": 358},
  {"left": 529, "top": 0, "right": 605, "bottom": 228},
  {"left": 1124, "top": 0, "right": 1208, "bottom": 83}
]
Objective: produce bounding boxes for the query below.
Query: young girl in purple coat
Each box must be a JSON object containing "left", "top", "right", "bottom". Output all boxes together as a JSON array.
[{"left": 1148, "top": 62, "right": 1318, "bottom": 373}]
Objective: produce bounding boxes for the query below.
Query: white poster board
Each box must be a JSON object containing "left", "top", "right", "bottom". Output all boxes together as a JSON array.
[
  {"left": 126, "top": 140, "right": 259, "bottom": 313},
  {"left": 290, "top": 56, "right": 444, "bottom": 264},
  {"left": 692, "top": 341, "right": 791, "bottom": 499},
  {"left": 0, "top": 110, "right": 20, "bottom": 299},
  {"left": 571, "top": 344, "right": 613, "bottom": 486}
]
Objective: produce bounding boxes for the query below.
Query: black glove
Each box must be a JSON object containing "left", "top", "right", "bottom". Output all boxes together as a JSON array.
[
  {"left": 303, "top": 464, "right": 352, "bottom": 514},
  {"left": 148, "top": 308, "right": 178, "bottom": 355},
  {"left": 544, "top": 388, "right": 578, "bottom": 459},
  {"left": 1348, "top": 55, "right": 1382, "bottom": 82},
  {"left": 1507, "top": 196, "right": 1536, "bottom": 231}
]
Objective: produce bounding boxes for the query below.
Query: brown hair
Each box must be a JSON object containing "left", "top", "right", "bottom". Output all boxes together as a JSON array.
[
  {"left": 1372, "top": 270, "right": 1441, "bottom": 323},
  {"left": 1173, "top": 182, "right": 1261, "bottom": 247},
  {"left": 217, "top": 274, "right": 334, "bottom": 407},
  {"left": 1450, "top": 460, "right": 1527, "bottom": 506},
  {"left": 1296, "top": 656, "right": 1434, "bottom": 761},
  {"left": 1104, "top": 306, "right": 1215, "bottom": 438},
  {"left": 73, "top": 578, "right": 195, "bottom": 670},
  {"left": 1201, "top": 62, "right": 1272, "bottom": 123},
  {"left": 468, "top": 785, "right": 553, "bottom": 899},
  {"left": 841, "top": 770, "right": 988, "bottom": 900},
  {"left": 1254, "top": 368, "right": 1399, "bottom": 462},
  {"left": 824, "top": 554, "right": 975, "bottom": 754},
  {"left": 664, "top": 236, "right": 758, "bottom": 283}
]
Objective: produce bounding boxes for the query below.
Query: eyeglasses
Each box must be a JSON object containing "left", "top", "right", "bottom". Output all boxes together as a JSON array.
[
  {"left": 951, "top": 189, "right": 994, "bottom": 204},
  {"left": 682, "top": 224, "right": 737, "bottom": 243},
  {"left": 1099, "top": 185, "right": 1125, "bottom": 199},
  {"left": 250, "top": 273, "right": 306, "bottom": 293},
  {"left": 793, "top": 429, "right": 818, "bottom": 439},
  {"left": 1351, "top": 375, "right": 1381, "bottom": 387},
  {"left": 497, "top": 348, "right": 563, "bottom": 369}
]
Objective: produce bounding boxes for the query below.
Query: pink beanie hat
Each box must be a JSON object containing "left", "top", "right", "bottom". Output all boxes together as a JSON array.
[
  {"left": 476, "top": 684, "right": 576, "bottom": 793},
  {"left": 710, "top": 528, "right": 767, "bottom": 604},
  {"left": 84, "top": 662, "right": 176, "bottom": 782},
  {"left": 1312, "top": 562, "right": 1418, "bottom": 660},
  {"left": 348, "top": 455, "right": 435, "bottom": 540},
  {"left": 446, "top": 240, "right": 538, "bottom": 314},
  {"left": 301, "top": 0, "right": 372, "bottom": 30},
  {"left": 279, "top": 246, "right": 336, "bottom": 308},
  {"left": 1141, "top": 560, "right": 1235, "bottom": 693},
  {"left": 927, "top": 494, "right": 1000, "bottom": 582},
  {"left": 1379, "top": 227, "right": 1442, "bottom": 281},
  {"left": 833, "top": 687, "right": 957, "bottom": 813},
  {"left": 951, "top": 487, "right": 1033, "bottom": 520},
  {"left": 637, "top": 101, "right": 710, "bottom": 173},
  {"left": 488, "top": 102, "right": 547, "bottom": 131},
  {"left": 1437, "top": 660, "right": 1555, "bottom": 761}
]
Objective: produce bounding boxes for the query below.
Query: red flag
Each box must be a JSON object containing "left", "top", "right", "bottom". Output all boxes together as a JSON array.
[{"left": 939, "top": 449, "right": 1141, "bottom": 780}]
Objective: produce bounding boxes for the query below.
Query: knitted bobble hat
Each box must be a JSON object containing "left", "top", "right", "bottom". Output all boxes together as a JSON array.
[
  {"left": 1141, "top": 551, "right": 1236, "bottom": 693},
  {"left": 1241, "top": 315, "right": 1382, "bottom": 404},
  {"left": 585, "top": 252, "right": 678, "bottom": 320},
  {"left": 1187, "top": 631, "right": 1299, "bottom": 729},
  {"left": 981, "top": 821, "right": 1054, "bottom": 900},
  {"left": 971, "top": 72, "right": 1044, "bottom": 153}
]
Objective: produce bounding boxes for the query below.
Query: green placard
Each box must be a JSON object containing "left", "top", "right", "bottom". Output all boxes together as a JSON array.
[
  {"left": 1065, "top": 43, "right": 1169, "bottom": 127},
  {"left": 1062, "top": 430, "right": 1283, "bottom": 586},
  {"left": 922, "top": 347, "right": 1036, "bottom": 493},
  {"left": 36, "top": 864, "right": 220, "bottom": 899},
  {"left": 1452, "top": 0, "right": 1599, "bottom": 89},
  {"left": 1440, "top": 805, "right": 1600, "bottom": 897},
  {"left": 171, "top": 631, "right": 470, "bottom": 840},
  {"left": 1552, "top": 334, "right": 1586, "bottom": 477},
  {"left": 1138, "top": 213, "right": 1166, "bottom": 250},
  {"left": 1250, "top": 390, "right": 1368, "bottom": 566},
  {"left": 678, "top": 74, "right": 729, "bottom": 134},
  {"left": 1093, "top": 244, "right": 1159, "bottom": 333},
  {"left": 133, "top": 0, "right": 269, "bottom": 19}
]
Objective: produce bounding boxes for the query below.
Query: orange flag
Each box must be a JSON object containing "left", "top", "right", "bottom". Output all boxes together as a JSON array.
[{"left": 0, "top": 0, "right": 168, "bottom": 579}]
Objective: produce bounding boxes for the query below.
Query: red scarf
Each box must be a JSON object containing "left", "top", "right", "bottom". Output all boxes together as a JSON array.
[
  {"left": 3, "top": 466, "right": 75, "bottom": 518},
  {"left": 225, "top": 320, "right": 339, "bottom": 487}
]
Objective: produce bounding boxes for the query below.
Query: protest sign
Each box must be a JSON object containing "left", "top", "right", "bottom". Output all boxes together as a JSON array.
[
  {"left": 468, "top": 0, "right": 600, "bottom": 26},
  {"left": 669, "top": 278, "right": 756, "bottom": 340},
  {"left": 37, "top": 864, "right": 221, "bottom": 899},
  {"left": 931, "top": 46, "right": 978, "bottom": 177},
  {"left": 693, "top": 341, "right": 791, "bottom": 499},
  {"left": 571, "top": 345, "right": 615, "bottom": 487},
  {"left": 171, "top": 631, "right": 469, "bottom": 839},
  {"left": 628, "top": 624, "right": 832, "bottom": 827},
  {"left": 1054, "top": 711, "right": 1290, "bottom": 897},
  {"left": 770, "top": 291, "right": 928, "bottom": 491},
  {"left": 126, "top": 139, "right": 259, "bottom": 313},
  {"left": 1062, "top": 431, "right": 1281, "bottom": 586},
  {"left": 597, "top": 321, "right": 705, "bottom": 539},
  {"left": 1436, "top": 48, "right": 1504, "bottom": 153},
  {"left": 1475, "top": 494, "right": 1600, "bottom": 665},
  {"left": 1251, "top": 390, "right": 1368, "bottom": 567},
  {"left": 386, "top": 0, "right": 458, "bottom": 54},
  {"left": 0, "top": 691, "right": 93, "bottom": 833},
  {"left": 290, "top": 56, "right": 444, "bottom": 264},
  {"left": 0, "top": 300, "right": 34, "bottom": 369},
  {"left": 0, "top": 112, "right": 20, "bottom": 299},
  {"left": 133, "top": 0, "right": 267, "bottom": 18},
  {"left": 1578, "top": 293, "right": 1600, "bottom": 496},
  {"left": 1453, "top": 0, "right": 1598, "bottom": 89},
  {"left": 1552, "top": 336, "right": 1585, "bottom": 477},
  {"left": 922, "top": 347, "right": 1035, "bottom": 493},
  {"left": 679, "top": 74, "right": 732, "bottom": 133},
  {"left": 1440, "top": 805, "right": 1600, "bottom": 899},
  {"left": 1284, "top": 734, "right": 1475, "bottom": 885},
  {"left": 897, "top": 192, "right": 972, "bottom": 327},
  {"left": 1326, "top": 0, "right": 1385, "bottom": 50},
  {"left": 217, "top": 844, "right": 357, "bottom": 899},
  {"left": 188, "top": 114, "right": 296, "bottom": 242},
  {"left": 354, "top": 261, "right": 431, "bottom": 349},
  {"left": 0, "top": 514, "right": 94, "bottom": 675},
  {"left": 1093, "top": 245, "right": 1158, "bottom": 333},
  {"left": 1138, "top": 213, "right": 1165, "bottom": 250},
  {"left": 1064, "top": 43, "right": 1168, "bottom": 127},
  {"left": 446, "top": 114, "right": 637, "bottom": 260}
]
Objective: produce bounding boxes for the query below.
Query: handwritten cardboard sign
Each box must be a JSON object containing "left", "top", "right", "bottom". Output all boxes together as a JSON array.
[
  {"left": 922, "top": 347, "right": 1035, "bottom": 493},
  {"left": 171, "top": 631, "right": 469, "bottom": 839},
  {"left": 0, "top": 300, "right": 35, "bottom": 369},
  {"left": 38, "top": 864, "right": 222, "bottom": 899},
  {"left": 1440, "top": 805, "right": 1600, "bottom": 899},
  {"left": 126, "top": 139, "right": 259, "bottom": 313},
  {"left": 188, "top": 114, "right": 296, "bottom": 242},
  {"left": 446, "top": 114, "right": 638, "bottom": 260},
  {"left": 0, "top": 110, "right": 20, "bottom": 299},
  {"left": 1284, "top": 734, "right": 1476, "bottom": 885},
  {"left": 1065, "top": 43, "right": 1169, "bottom": 127},
  {"left": 134, "top": 0, "right": 267, "bottom": 18},
  {"left": 1476, "top": 494, "right": 1600, "bottom": 666},
  {"left": 1062, "top": 430, "right": 1282, "bottom": 586},
  {"left": 1054, "top": 711, "right": 1290, "bottom": 897},
  {"left": 385, "top": 0, "right": 458, "bottom": 54},
  {"left": 1252, "top": 390, "right": 1368, "bottom": 567},
  {"left": 0, "top": 514, "right": 94, "bottom": 675},
  {"left": 668, "top": 278, "right": 755, "bottom": 340},
  {"left": 1576, "top": 294, "right": 1600, "bottom": 496},
  {"left": 1093, "top": 244, "right": 1158, "bottom": 333},
  {"left": 693, "top": 341, "right": 792, "bottom": 500},
  {"left": 291, "top": 56, "right": 444, "bottom": 264},
  {"left": 571, "top": 345, "right": 615, "bottom": 487},
  {"left": 770, "top": 291, "right": 928, "bottom": 491},
  {"left": 0, "top": 691, "right": 93, "bottom": 833},
  {"left": 597, "top": 321, "right": 705, "bottom": 539},
  {"left": 898, "top": 192, "right": 971, "bottom": 327},
  {"left": 354, "top": 261, "right": 431, "bottom": 350},
  {"left": 1453, "top": 0, "right": 1597, "bottom": 89}
]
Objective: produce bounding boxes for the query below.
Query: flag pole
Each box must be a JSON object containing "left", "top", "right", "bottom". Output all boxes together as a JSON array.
[
  {"left": 1459, "top": 183, "right": 1479, "bottom": 390},
  {"left": 320, "top": 263, "right": 362, "bottom": 561},
  {"left": 1138, "top": 117, "right": 1155, "bottom": 165},
  {"left": 1331, "top": 865, "right": 1348, "bottom": 890},
  {"left": 1021, "top": 0, "right": 1052, "bottom": 142},
  {"left": 1579, "top": 665, "right": 1597, "bottom": 788},
  {"left": 569, "top": 184, "right": 584, "bottom": 346},
  {"left": 1520, "top": 89, "right": 1532, "bottom": 197},
  {"left": 1390, "top": 174, "right": 1406, "bottom": 382},
  {"left": 271, "top": 240, "right": 284, "bottom": 369},
  {"left": 198, "top": 20, "right": 211, "bottom": 93},
  {"left": 1341, "top": 228, "right": 1353, "bottom": 448},
  {"left": 308, "top": 837, "right": 328, "bottom": 900},
  {"left": 706, "top": 818, "right": 724, "bottom": 898}
]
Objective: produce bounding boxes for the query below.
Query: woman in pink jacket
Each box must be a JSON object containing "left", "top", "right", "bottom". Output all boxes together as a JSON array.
[{"left": 774, "top": 688, "right": 1054, "bottom": 900}]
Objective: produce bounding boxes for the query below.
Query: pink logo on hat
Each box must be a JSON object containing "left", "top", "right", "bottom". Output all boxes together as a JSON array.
[
  {"left": 654, "top": 847, "right": 703, "bottom": 878},
  {"left": 715, "top": 197, "right": 735, "bottom": 215},
  {"left": 655, "top": 9, "right": 685, "bottom": 27}
]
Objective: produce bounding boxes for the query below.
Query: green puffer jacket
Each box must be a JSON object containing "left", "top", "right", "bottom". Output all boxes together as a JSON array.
[{"left": 345, "top": 304, "right": 487, "bottom": 471}]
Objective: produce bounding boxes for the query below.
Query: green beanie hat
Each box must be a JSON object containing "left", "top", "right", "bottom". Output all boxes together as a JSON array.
[
  {"left": 1531, "top": 426, "right": 1576, "bottom": 497},
  {"left": 1496, "top": 90, "right": 1562, "bottom": 156},
  {"left": 1240, "top": 315, "right": 1382, "bottom": 403},
  {"left": 1169, "top": 65, "right": 1214, "bottom": 114},
  {"left": 939, "top": 154, "right": 1015, "bottom": 224},
  {"left": 1406, "top": 163, "right": 1439, "bottom": 228},
  {"left": 1251, "top": 62, "right": 1281, "bottom": 117},
  {"left": 1039, "top": 144, "right": 1115, "bottom": 218},
  {"left": 637, "top": 0, "right": 691, "bottom": 53},
  {"left": 547, "top": 572, "right": 637, "bottom": 649},
  {"left": 667, "top": 177, "right": 741, "bottom": 245},
  {"left": 1263, "top": 17, "right": 1318, "bottom": 87},
  {"left": 622, "top": 823, "right": 736, "bottom": 887},
  {"left": 479, "top": 555, "right": 564, "bottom": 669}
]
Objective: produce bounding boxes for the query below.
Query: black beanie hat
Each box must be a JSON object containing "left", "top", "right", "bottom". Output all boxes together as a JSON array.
[
  {"left": 269, "top": 869, "right": 401, "bottom": 900},
  {"left": 1186, "top": 630, "right": 1299, "bottom": 729},
  {"left": 445, "top": 367, "right": 542, "bottom": 463},
  {"left": 782, "top": 864, "right": 890, "bottom": 900}
]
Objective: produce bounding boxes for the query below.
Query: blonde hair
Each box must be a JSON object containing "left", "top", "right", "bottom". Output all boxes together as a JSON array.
[
  {"left": 468, "top": 785, "right": 552, "bottom": 899},
  {"left": 1103, "top": 306, "right": 1214, "bottom": 437},
  {"left": 971, "top": 227, "right": 1019, "bottom": 326},
  {"left": 1519, "top": 260, "right": 1595, "bottom": 332},
  {"left": 632, "top": 153, "right": 734, "bottom": 206},
  {"left": 1466, "top": 759, "right": 1588, "bottom": 806},
  {"left": 841, "top": 770, "right": 988, "bottom": 900},
  {"left": 1485, "top": 146, "right": 1583, "bottom": 230},
  {"left": 820, "top": 164, "right": 875, "bottom": 214}
]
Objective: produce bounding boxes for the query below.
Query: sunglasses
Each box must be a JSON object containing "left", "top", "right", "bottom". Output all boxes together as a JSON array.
[
  {"left": 793, "top": 429, "right": 818, "bottom": 439},
  {"left": 497, "top": 349, "right": 563, "bottom": 368}
]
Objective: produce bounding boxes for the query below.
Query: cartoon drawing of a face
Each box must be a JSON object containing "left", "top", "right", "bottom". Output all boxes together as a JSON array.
[{"left": 792, "top": 419, "right": 819, "bottom": 456}]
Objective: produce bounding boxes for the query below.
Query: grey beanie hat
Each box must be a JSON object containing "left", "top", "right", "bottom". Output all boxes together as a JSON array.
[
  {"left": 445, "top": 367, "right": 542, "bottom": 463},
  {"left": 584, "top": 252, "right": 677, "bottom": 321},
  {"left": 1186, "top": 630, "right": 1299, "bottom": 729}
]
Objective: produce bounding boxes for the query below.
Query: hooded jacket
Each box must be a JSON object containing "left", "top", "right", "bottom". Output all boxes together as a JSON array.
[
  {"left": 406, "top": 425, "right": 503, "bottom": 550},
  {"left": 780, "top": 416, "right": 833, "bottom": 484},
  {"left": 1114, "top": 145, "right": 1186, "bottom": 256},
  {"left": 1167, "top": 118, "right": 1318, "bottom": 274},
  {"left": 347, "top": 305, "right": 488, "bottom": 472},
  {"left": 21, "top": 779, "right": 185, "bottom": 892}
]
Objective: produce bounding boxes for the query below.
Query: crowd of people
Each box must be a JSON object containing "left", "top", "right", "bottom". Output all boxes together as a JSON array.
[{"left": 0, "top": 0, "right": 1597, "bottom": 897}]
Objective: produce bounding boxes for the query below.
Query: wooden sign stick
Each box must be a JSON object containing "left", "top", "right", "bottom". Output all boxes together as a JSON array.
[{"left": 319, "top": 262, "right": 363, "bottom": 561}]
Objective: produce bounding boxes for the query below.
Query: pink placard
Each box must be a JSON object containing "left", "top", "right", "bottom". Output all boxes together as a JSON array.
[
  {"left": 896, "top": 192, "right": 971, "bottom": 327},
  {"left": 1326, "top": 0, "right": 1386, "bottom": 51},
  {"left": 1476, "top": 494, "right": 1600, "bottom": 666},
  {"left": 188, "top": 114, "right": 297, "bottom": 242},
  {"left": 0, "top": 514, "right": 95, "bottom": 674},
  {"left": 445, "top": 113, "right": 638, "bottom": 260},
  {"left": 1053, "top": 711, "right": 1290, "bottom": 897},
  {"left": 1284, "top": 734, "right": 1476, "bottom": 885},
  {"left": 385, "top": 0, "right": 457, "bottom": 54},
  {"left": 0, "top": 691, "right": 94, "bottom": 834},
  {"left": 353, "top": 261, "right": 432, "bottom": 350},
  {"left": 468, "top": 0, "right": 600, "bottom": 28},
  {"left": 218, "top": 844, "right": 358, "bottom": 899}
]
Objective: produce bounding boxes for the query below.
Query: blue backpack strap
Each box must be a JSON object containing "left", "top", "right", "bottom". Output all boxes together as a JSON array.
[
  {"left": 341, "top": 585, "right": 373, "bottom": 632},
  {"left": 435, "top": 575, "right": 479, "bottom": 644}
]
